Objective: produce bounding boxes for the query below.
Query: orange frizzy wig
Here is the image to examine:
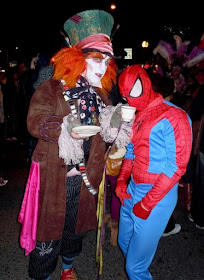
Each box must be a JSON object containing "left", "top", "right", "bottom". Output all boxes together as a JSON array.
[{"left": 52, "top": 46, "right": 117, "bottom": 94}]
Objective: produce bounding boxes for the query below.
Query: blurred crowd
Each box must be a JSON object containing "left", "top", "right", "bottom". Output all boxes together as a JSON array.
[
  {"left": 0, "top": 54, "right": 51, "bottom": 144},
  {"left": 0, "top": 53, "right": 52, "bottom": 185}
]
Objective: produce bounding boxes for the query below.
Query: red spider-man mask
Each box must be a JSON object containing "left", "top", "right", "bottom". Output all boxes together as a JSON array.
[{"left": 119, "top": 65, "right": 158, "bottom": 111}]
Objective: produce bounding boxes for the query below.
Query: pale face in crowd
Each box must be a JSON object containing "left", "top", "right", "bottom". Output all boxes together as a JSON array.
[{"left": 83, "top": 54, "right": 111, "bottom": 87}]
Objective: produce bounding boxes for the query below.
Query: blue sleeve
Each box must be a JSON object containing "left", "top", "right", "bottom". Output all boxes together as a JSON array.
[{"left": 124, "top": 142, "right": 135, "bottom": 160}]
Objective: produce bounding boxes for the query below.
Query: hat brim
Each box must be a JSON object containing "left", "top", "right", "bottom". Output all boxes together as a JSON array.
[{"left": 82, "top": 48, "right": 122, "bottom": 59}]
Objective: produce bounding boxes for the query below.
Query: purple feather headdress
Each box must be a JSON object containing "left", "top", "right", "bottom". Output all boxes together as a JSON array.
[{"left": 153, "top": 34, "right": 204, "bottom": 69}]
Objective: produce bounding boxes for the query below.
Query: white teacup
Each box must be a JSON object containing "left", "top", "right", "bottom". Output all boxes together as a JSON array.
[{"left": 121, "top": 105, "right": 136, "bottom": 122}]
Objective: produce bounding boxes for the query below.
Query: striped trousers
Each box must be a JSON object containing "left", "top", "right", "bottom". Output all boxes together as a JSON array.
[{"left": 29, "top": 175, "right": 84, "bottom": 280}]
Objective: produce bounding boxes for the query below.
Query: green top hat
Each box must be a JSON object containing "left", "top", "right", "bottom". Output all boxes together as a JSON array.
[{"left": 64, "top": 10, "right": 114, "bottom": 46}]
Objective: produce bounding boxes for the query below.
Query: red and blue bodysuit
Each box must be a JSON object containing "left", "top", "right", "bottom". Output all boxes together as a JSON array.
[{"left": 115, "top": 65, "right": 192, "bottom": 280}]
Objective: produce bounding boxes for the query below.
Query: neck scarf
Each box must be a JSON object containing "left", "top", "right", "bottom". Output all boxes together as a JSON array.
[{"left": 62, "top": 76, "right": 105, "bottom": 125}]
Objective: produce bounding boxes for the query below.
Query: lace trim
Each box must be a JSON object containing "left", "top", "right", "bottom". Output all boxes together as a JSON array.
[
  {"left": 58, "top": 115, "right": 84, "bottom": 165},
  {"left": 99, "top": 104, "right": 133, "bottom": 148}
]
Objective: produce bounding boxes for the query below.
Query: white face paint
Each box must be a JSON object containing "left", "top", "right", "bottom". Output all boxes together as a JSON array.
[{"left": 83, "top": 54, "right": 110, "bottom": 87}]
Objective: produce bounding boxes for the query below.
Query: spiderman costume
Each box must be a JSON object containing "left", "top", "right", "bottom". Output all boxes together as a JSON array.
[{"left": 115, "top": 65, "right": 192, "bottom": 280}]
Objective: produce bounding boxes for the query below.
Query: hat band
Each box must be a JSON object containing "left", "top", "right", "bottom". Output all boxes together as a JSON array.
[{"left": 76, "top": 33, "right": 113, "bottom": 56}]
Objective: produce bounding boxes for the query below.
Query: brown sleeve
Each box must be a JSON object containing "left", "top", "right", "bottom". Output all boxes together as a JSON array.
[{"left": 27, "top": 80, "right": 64, "bottom": 142}]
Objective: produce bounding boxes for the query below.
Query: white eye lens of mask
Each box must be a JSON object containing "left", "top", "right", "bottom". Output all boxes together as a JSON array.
[{"left": 130, "top": 78, "right": 142, "bottom": 98}]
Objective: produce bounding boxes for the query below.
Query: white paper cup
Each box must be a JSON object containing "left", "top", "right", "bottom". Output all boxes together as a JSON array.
[{"left": 121, "top": 105, "right": 136, "bottom": 122}]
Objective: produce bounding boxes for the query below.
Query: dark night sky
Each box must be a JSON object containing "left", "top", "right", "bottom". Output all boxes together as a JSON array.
[{"left": 0, "top": 1, "right": 203, "bottom": 65}]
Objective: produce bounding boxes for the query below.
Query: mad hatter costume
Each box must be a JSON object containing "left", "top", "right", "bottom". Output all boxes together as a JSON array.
[{"left": 18, "top": 9, "right": 122, "bottom": 280}]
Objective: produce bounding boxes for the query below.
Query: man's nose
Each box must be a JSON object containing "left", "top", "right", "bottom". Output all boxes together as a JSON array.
[{"left": 99, "top": 61, "right": 106, "bottom": 71}]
